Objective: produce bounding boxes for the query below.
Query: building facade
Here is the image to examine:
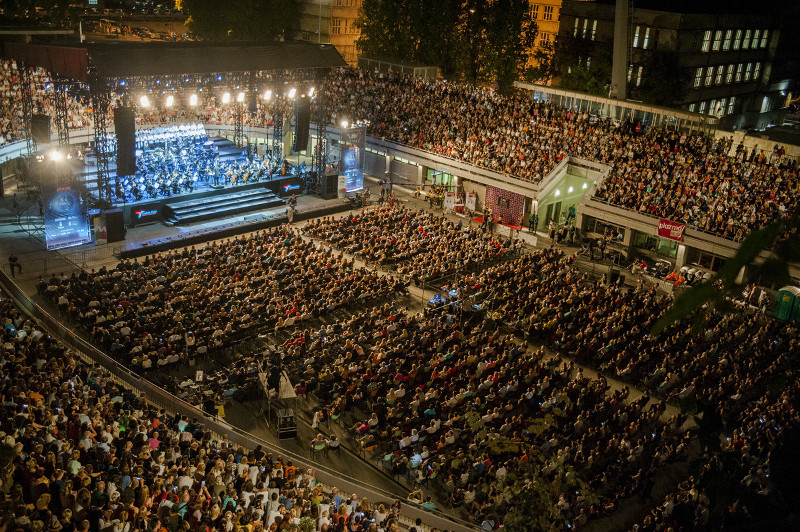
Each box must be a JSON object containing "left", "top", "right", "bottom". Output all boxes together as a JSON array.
[
  {"left": 557, "top": 0, "right": 790, "bottom": 129},
  {"left": 297, "top": 0, "right": 361, "bottom": 67}
]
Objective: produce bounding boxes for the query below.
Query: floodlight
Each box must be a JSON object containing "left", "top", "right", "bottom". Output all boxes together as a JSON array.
[
  {"left": 139, "top": 95, "right": 150, "bottom": 107},
  {"left": 288, "top": 88, "right": 296, "bottom": 98},
  {"left": 189, "top": 94, "right": 198, "bottom": 106},
  {"left": 222, "top": 92, "right": 231, "bottom": 104},
  {"left": 341, "top": 120, "right": 348, "bottom": 128},
  {"left": 263, "top": 89, "right": 272, "bottom": 100},
  {"left": 237, "top": 92, "right": 244, "bottom": 103},
  {"left": 165, "top": 95, "right": 174, "bottom": 107},
  {"left": 49, "top": 150, "right": 64, "bottom": 162},
  {"left": 308, "top": 87, "right": 315, "bottom": 97}
]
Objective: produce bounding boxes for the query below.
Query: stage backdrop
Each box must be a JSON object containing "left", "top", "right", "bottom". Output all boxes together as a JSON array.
[
  {"left": 339, "top": 126, "right": 365, "bottom": 193},
  {"left": 43, "top": 184, "right": 91, "bottom": 250},
  {"left": 485, "top": 185, "right": 524, "bottom": 226}
]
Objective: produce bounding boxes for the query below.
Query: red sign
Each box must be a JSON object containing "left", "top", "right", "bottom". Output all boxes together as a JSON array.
[{"left": 658, "top": 218, "right": 686, "bottom": 241}]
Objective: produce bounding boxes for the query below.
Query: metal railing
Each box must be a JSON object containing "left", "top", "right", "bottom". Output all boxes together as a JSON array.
[{"left": 0, "top": 269, "right": 476, "bottom": 532}]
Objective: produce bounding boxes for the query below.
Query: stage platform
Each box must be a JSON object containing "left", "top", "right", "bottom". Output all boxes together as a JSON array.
[
  {"left": 163, "top": 187, "right": 285, "bottom": 225},
  {"left": 118, "top": 194, "right": 353, "bottom": 259}
]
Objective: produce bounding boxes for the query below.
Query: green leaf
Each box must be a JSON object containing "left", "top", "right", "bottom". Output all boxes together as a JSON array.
[
  {"left": 650, "top": 282, "right": 716, "bottom": 335},
  {"left": 716, "top": 222, "right": 781, "bottom": 286},
  {"left": 754, "top": 257, "right": 791, "bottom": 288}
]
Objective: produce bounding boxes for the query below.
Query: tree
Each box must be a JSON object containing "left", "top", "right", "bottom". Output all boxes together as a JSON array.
[
  {"left": 630, "top": 51, "right": 688, "bottom": 107},
  {"left": 356, "top": 0, "right": 535, "bottom": 91},
  {"left": 183, "top": 0, "right": 299, "bottom": 42},
  {"left": 554, "top": 34, "right": 612, "bottom": 96}
]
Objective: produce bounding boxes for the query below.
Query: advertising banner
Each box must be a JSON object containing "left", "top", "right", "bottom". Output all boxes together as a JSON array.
[
  {"left": 658, "top": 218, "right": 686, "bottom": 241},
  {"left": 338, "top": 174, "right": 347, "bottom": 198},
  {"left": 466, "top": 192, "right": 477, "bottom": 212},
  {"left": 339, "top": 126, "right": 366, "bottom": 193},
  {"left": 444, "top": 191, "right": 456, "bottom": 212},
  {"left": 43, "top": 184, "right": 91, "bottom": 250}
]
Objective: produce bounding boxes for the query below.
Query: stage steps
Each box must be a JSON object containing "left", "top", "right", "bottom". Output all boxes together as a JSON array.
[{"left": 163, "top": 187, "right": 284, "bottom": 225}]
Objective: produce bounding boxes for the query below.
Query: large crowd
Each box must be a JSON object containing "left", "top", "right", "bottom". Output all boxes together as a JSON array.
[
  {"left": 323, "top": 68, "right": 799, "bottom": 241},
  {"left": 39, "top": 226, "right": 407, "bottom": 402},
  {"left": 302, "top": 206, "right": 513, "bottom": 285},
  {"left": 0, "top": 290, "right": 414, "bottom": 532}
]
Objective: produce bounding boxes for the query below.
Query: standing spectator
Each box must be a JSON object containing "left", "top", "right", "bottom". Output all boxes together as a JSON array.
[{"left": 8, "top": 253, "right": 21, "bottom": 277}]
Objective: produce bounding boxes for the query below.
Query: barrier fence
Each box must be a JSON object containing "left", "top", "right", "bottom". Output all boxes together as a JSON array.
[{"left": 0, "top": 269, "right": 476, "bottom": 532}]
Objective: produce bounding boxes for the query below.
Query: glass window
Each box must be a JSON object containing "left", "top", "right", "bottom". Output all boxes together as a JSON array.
[
  {"left": 331, "top": 18, "right": 342, "bottom": 34},
  {"left": 698, "top": 101, "right": 707, "bottom": 114},
  {"left": 583, "top": 18, "right": 588, "bottom": 38},
  {"left": 586, "top": 56, "right": 591, "bottom": 70},
  {"left": 735, "top": 63, "right": 743, "bottom": 82},
  {"left": 701, "top": 30, "right": 712, "bottom": 52},
  {"left": 708, "top": 99, "right": 716, "bottom": 115},
  {"left": 743, "top": 29, "right": 751, "bottom": 49},
  {"left": 745, "top": 62, "right": 752, "bottom": 81},
  {"left": 723, "top": 30, "right": 732, "bottom": 50},
  {"left": 543, "top": 5, "right": 553, "bottom": 21},
  {"left": 591, "top": 20, "right": 597, "bottom": 40},
  {"left": 718, "top": 97, "right": 727, "bottom": 116},
  {"left": 533, "top": 4, "right": 540, "bottom": 21},
  {"left": 705, "top": 66, "right": 713, "bottom": 86},
  {"left": 694, "top": 67, "right": 703, "bottom": 87},
  {"left": 643, "top": 27, "right": 650, "bottom": 49},
  {"left": 633, "top": 25, "right": 640, "bottom": 48},
  {"left": 636, "top": 66, "right": 643, "bottom": 87},
  {"left": 656, "top": 237, "right": 679, "bottom": 258},
  {"left": 726, "top": 64, "right": 734, "bottom": 83},
  {"left": 753, "top": 62, "right": 761, "bottom": 80},
  {"left": 760, "top": 29, "right": 768, "bottom": 48},
  {"left": 628, "top": 64, "right": 634, "bottom": 82},
  {"left": 573, "top": 17, "right": 578, "bottom": 36},
  {"left": 715, "top": 65, "right": 723, "bottom": 85},
  {"left": 727, "top": 96, "right": 736, "bottom": 115},
  {"left": 733, "top": 29, "right": 742, "bottom": 49},
  {"left": 752, "top": 29, "right": 760, "bottom": 46},
  {"left": 689, "top": 103, "right": 696, "bottom": 112},
  {"left": 713, "top": 30, "right": 722, "bottom": 51}
]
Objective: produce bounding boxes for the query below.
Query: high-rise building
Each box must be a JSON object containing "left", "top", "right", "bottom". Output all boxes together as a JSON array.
[
  {"left": 556, "top": 0, "right": 798, "bottom": 129},
  {"left": 297, "top": 0, "right": 361, "bottom": 67}
]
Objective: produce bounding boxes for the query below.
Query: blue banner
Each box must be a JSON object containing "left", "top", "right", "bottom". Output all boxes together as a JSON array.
[
  {"left": 339, "top": 126, "right": 365, "bottom": 193},
  {"left": 43, "top": 185, "right": 91, "bottom": 250}
]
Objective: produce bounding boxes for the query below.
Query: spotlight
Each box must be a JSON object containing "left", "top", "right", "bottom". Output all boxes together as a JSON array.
[
  {"left": 568, "top": 186, "right": 574, "bottom": 193},
  {"left": 49, "top": 150, "right": 64, "bottom": 162},
  {"left": 555, "top": 189, "right": 561, "bottom": 196},
  {"left": 582, "top": 183, "right": 588, "bottom": 189},
  {"left": 308, "top": 87, "right": 315, "bottom": 97},
  {"left": 341, "top": 120, "right": 349, "bottom": 128},
  {"left": 139, "top": 95, "right": 150, "bottom": 107},
  {"left": 263, "top": 89, "right": 272, "bottom": 100},
  {"left": 189, "top": 94, "right": 198, "bottom": 106},
  {"left": 288, "top": 88, "right": 296, "bottom": 98},
  {"left": 222, "top": 92, "right": 231, "bottom": 104},
  {"left": 165, "top": 95, "right": 174, "bottom": 107},
  {"left": 237, "top": 92, "right": 244, "bottom": 103}
]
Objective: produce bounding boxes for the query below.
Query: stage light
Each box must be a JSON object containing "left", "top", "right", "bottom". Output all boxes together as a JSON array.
[
  {"left": 263, "top": 89, "right": 272, "bottom": 100},
  {"left": 189, "top": 94, "right": 198, "bottom": 106},
  {"left": 139, "top": 95, "right": 150, "bottom": 107},
  {"left": 288, "top": 88, "right": 296, "bottom": 98},
  {"left": 165, "top": 95, "right": 174, "bottom": 107},
  {"left": 341, "top": 120, "right": 349, "bottom": 128},
  {"left": 568, "top": 186, "right": 574, "bottom": 193},
  {"left": 308, "top": 87, "right": 315, "bottom": 97},
  {"left": 48, "top": 150, "right": 64, "bottom": 162},
  {"left": 236, "top": 92, "right": 244, "bottom": 103},
  {"left": 582, "top": 183, "right": 588, "bottom": 189},
  {"left": 555, "top": 189, "right": 561, "bottom": 196},
  {"left": 222, "top": 92, "right": 231, "bottom": 104}
]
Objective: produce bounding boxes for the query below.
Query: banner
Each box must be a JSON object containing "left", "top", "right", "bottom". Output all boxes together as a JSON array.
[
  {"left": 658, "top": 218, "right": 686, "bottom": 241},
  {"left": 444, "top": 191, "right": 456, "bottom": 212},
  {"left": 339, "top": 126, "right": 366, "bottom": 193},
  {"left": 43, "top": 185, "right": 91, "bottom": 250},
  {"left": 337, "top": 174, "right": 347, "bottom": 198},
  {"left": 466, "top": 191, "right": 477, "bottom": 212}
]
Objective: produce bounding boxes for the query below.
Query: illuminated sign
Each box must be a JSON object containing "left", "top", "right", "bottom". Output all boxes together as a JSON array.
[
  {"left": 283, "top": 184, "right": 301, "bottom": 192},
  {"left": 135, "top": 209, "right": 158, "bottom": 219}
]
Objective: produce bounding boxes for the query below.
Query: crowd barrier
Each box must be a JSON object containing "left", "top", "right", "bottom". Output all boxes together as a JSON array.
[{"left": 0, "top": 269, "right": 476, "bottom": 532}]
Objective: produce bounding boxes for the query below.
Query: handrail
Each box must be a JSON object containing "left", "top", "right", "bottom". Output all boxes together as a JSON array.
[{"left": 0, "top": 270, "right": 476, "bottom": 532}]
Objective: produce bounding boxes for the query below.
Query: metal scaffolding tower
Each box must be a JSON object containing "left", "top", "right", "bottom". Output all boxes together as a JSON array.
[
  {"left": 21, "top": 64, "right": 37, "bottom": 156},
  {"left": 53, "top": 79, "right": 71, "bottom": 147},
  {"left": 89, "top": 61, "right": 112, "bottom": 204}
]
